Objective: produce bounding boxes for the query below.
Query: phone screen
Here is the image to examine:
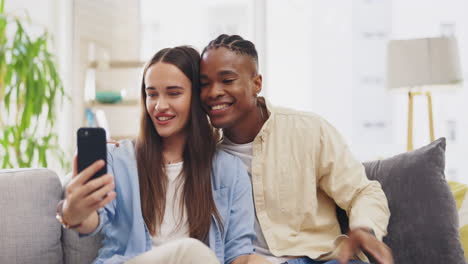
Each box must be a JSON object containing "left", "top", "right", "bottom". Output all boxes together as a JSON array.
[{"left": 77, "top": 127, "right": 107, "bottom": 180}]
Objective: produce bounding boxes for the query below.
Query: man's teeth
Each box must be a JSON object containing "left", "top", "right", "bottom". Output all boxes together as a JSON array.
[
  {"left": 157, "top": 116, "right": 173, "bottom": 121},
  {"left": 212, "top": 104, "right": 230, "bottom": 110}
]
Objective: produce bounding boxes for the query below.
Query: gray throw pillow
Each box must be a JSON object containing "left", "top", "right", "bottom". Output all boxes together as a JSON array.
[{"left": 339, "top": 138, "right": 465, "bottom": 264}]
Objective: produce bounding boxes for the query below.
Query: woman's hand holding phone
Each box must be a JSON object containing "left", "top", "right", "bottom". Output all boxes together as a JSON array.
[{"left": 62, "top": 155, "right": 116, "bottom": 234}]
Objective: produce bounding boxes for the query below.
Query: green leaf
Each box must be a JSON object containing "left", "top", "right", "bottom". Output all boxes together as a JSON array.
[
  {"left": 20, "top": 94, "right": 32, "bottom": 131},
  {"left": 2, "top": 152, "right": 10, "bottom": 168},
  {"left": 4, "top": 86, "right": 11, "bottom": 109},
  {"left": 38, "top": 145, "right": 46, "bottom": 167},
  {"left": 25, "top": 137, "right": 35, "bottom": 165}
]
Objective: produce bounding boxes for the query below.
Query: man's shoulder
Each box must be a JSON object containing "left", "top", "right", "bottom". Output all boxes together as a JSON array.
[{"left": 271, "top": 104, "right": 327, "bottom": 131}]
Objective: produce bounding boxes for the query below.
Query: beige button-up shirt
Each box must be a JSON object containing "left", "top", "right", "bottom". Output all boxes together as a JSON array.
[{"left": 250, "top": 98, "right": 390, "bottom": 261}]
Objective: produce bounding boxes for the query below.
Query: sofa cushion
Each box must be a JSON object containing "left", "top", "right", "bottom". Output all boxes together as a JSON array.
[
  {"left": 60, "top": 171, "right": 102, "bottom": 264},
  {"left": 0, "top": 169, "right": 63, "bottom": 264},
  {"left": 62, "top": 227, "right": 102, "bottom": 264},
  {"left": 361, "top": 138, "right": 465, "bottom": 263}
]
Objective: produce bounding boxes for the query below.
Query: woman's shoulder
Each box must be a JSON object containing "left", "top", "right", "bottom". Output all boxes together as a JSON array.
[
  {"left": 106, "top": 139, "right": 136, "bottom": 160},
  {"left": 106, "top": 139, "right": 138, "bottom": 177},
  {"left": 212, "top": 149, "right": 243, "bottom": 168},
  {"left": 211, "top": 149, "right": 247, "bottom": 189}
]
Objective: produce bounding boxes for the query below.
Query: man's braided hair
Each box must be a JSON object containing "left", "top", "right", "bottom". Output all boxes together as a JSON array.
[{"left": 202, "top": 34, "right": 258, "bottom": 67}]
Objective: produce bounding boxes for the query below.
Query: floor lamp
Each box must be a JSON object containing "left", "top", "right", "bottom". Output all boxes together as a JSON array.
[{"left": 387, "top": 37, "right": 463, "bottom": 151}]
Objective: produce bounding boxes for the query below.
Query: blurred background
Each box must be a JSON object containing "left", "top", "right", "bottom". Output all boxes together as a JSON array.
[{"left": 1, "top": 0, "right": 467, "bottom": 183}]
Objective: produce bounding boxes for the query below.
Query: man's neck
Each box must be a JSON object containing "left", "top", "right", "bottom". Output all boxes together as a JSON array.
[{"left": 224, "top": 104, "right": 268, "bottom": 144}]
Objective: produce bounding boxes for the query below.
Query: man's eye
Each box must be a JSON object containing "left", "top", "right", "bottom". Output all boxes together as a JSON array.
[
  {"left": 200, "top": 82, "right": 209, "bottom": 87},
  {"left": 222, "top": 79, "right": 235, "bottom": 84},
  {"left": 169, "top": 92, "right": 181, "bottom": 96}
]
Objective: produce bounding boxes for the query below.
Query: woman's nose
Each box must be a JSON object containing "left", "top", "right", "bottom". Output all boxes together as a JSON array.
[{"left": 155, "top": 98, "right": 169, "bottom": 112}]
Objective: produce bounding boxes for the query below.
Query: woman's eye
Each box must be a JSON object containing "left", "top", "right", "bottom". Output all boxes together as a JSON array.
[
  {"left": 200, "top": 82, "right": 209, "bottom": 87},
  {"left": 147, "top": 93, "right": 157, "bottom": 98},
  {"left": 222, "top": 79, "right": 235, "bottom": 84},
  {"left": 169, "top": 92, "right": 181, "bottom": 96}
]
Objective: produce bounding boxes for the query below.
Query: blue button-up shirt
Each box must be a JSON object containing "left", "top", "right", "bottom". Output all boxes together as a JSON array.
[{"left": 84, "top": 140, "right": 255, "bottom": 264}]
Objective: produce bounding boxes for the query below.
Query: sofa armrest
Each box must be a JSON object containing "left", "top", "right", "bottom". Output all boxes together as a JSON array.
[{"left": 0, "top": 168, "right": 63, "bottom": 264}]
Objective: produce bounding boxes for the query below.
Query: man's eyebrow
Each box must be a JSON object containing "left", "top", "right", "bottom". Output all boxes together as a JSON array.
[
  {"left": 200, "top": 70, "right": 238, "bottom": 79},
  {"left": 218, "top": 70, "right": 237, "bottom": 76}
]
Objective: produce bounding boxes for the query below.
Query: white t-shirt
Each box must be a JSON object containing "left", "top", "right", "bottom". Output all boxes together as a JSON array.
[
  {"left": 151, "top": 162, "right": 189, "bottom": 248},
  {"left": 220, "top": 137, "right": 293, "bottom": 264}
]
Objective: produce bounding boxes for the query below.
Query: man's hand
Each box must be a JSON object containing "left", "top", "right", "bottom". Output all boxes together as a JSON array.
[{"left": 338, "top": 228, "right": 393, "bottom": 264}]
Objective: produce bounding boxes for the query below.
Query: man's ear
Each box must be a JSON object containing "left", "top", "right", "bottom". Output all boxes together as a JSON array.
[{"left": 253, "top": 74, "right": 263, "bottom": 95}]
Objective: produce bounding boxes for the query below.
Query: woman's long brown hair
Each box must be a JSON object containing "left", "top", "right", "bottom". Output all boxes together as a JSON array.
[{"left": 136, "top": 46, "right": 221, "bottom": 240}]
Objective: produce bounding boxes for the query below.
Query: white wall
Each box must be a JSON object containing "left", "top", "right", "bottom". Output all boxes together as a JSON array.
[
  {"left": 265, "top": 0, "right": 354, "bottom": 141},
  {"left": 139, "top": 0, "right": 256, "bottom": 56}
]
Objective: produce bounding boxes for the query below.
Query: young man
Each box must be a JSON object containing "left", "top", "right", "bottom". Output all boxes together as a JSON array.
[{"left": 199, "top": 34, "right": 393, "bottom": 264}]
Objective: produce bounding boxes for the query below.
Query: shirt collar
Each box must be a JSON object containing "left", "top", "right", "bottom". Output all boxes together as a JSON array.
[{"left": 256, "top": 97, "right": 274, "bottom": 141}]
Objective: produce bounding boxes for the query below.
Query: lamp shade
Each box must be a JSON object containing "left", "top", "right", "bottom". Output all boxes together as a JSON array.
[{"left": 387, "top": 37, "right": 463, "bottom": 89}]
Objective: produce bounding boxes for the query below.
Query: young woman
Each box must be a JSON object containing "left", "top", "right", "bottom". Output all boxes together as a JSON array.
[{"left": 59, "top": 46, "right": 256, "bottom": 264}]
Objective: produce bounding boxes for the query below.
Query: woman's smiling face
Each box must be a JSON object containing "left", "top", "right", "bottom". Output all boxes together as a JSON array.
[{"left": 145, "top": 62, "right": 192, "bottom": 140}]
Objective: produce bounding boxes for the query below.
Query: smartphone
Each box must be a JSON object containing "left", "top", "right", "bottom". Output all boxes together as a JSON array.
[{"left": 77, "top": 127, "right": 107, "bottom": 180}]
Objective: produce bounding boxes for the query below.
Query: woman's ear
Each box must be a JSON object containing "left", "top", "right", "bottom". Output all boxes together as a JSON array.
[{"left": 253, "top": 74, "right": 263, "bottom": 95}]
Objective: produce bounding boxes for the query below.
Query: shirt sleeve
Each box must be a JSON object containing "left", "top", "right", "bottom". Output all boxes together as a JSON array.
[
  {"left": 224, "top": 157, "right": 256, "bottom": 264},
  {"left": 79, "top": 145, "right": 118, "bottom": 238},
  {"left": 317, "top": 119, "right": 390, "bottom": 241}
]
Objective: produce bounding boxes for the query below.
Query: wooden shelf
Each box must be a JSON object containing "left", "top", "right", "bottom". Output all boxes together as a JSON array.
[
  {"left": 88, "top": 60, "right": 145, "bottom": 69},
  {"left": 85, "top": 99, "right": 140, "bottom": 107}
]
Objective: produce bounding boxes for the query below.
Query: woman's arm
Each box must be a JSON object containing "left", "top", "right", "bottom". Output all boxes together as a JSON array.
[{"left": 224, "top": 157, "right": 257, "bottom": 264}]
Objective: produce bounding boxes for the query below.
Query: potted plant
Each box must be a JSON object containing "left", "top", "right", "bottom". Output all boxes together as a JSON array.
[{"left": 0, "top": 0, "right": 67, "bottom": 169}]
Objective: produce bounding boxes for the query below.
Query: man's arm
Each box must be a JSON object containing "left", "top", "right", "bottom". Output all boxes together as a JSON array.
[
  {"left": 316, "top": 119, "right": 392, "bottom": 263},
  {"left": 339, "top": 228, "right": 393, "bottom": 264}
]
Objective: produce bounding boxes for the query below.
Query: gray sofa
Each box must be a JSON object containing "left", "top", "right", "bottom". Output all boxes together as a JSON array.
[
  {"left": 0, "top": 168, "right": 101, "bottom": 264},
  {"left": 0, "top": 138, "right": 465, "bottom": 264}
]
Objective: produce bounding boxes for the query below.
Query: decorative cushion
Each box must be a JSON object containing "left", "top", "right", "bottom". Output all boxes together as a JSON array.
[
  {"left": 449, "top": 180, "right": 468, "bottom": 262},
  {"left": 361, "top": 138, "right": 465, "bottom": 263},
  {"left": 0, "top": 169, "right": 63, "bottom": 264}
]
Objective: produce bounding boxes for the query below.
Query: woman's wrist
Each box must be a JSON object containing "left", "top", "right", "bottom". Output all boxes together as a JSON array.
[
  {"left": 56, "top": 200, "right": 82, "bottom": 229},
  {"left": 75, "top": 210, "right": 100, "bottom": 235}
]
